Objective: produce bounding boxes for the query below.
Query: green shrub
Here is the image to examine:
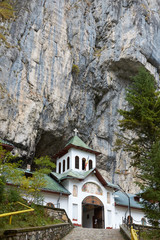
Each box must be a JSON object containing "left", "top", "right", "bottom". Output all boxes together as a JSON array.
[
  {"left": 7, "top": 189, "right": 21, "bottom": 203},
  {"left": 72, "top": 64, "right": 80, "bottom": 76},
  {"left": 0, "top": 176, "right": 6, "bottom": 203}
]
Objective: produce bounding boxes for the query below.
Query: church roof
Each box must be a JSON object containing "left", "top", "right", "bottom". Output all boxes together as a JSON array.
[
  {"left": 51, "top": 168, "right": 94, "bottom": 181},
  {"left": 6, "top": 170, "right": 70, "bottom": 195},
  {"left": 42, "top": 175, "right": 70, "bottom": 195},
  {"left": 66, "top": 136, "right": 92, "bottom": 150},
  {"left": 114, "top": 191, "right": 143, "bottom": 209},
  {"left": 53, "top": 136, "right": 101, "bottom": 159},
  {"left": 51, "top": 168, "right": 119, "bottom": 190}
]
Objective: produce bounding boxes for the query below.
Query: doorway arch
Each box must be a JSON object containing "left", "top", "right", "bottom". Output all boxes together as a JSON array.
[{"left": 82, "top": 196, "right": 104, "bottom": 228}]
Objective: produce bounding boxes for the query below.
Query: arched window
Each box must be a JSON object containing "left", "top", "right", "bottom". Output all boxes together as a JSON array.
[
  {"left": 82, "top": 158, "right": 86, "bottom": 170},
  {"left": 89, "top": 160, "right": 93, "bottom": 170},
  {"left": 46, "top": 202, "right": 55, "bottom": 208},
  {"left": 63, "top": 160, "right": 65, "bottom": 172},
  {"left": 67, "top": 157, "right": 70, "bottom": 170},
  {"left": 107, "top": 192, "right": 111, "bottom": 204},
  {"left": 75, "top": 156, "right": 79, "bottom": 169},
  {"left": 59, "top": 162, "right": 61, "bottom": 174},
  {"left": 141, "top": 218, "right": 146, "bottom": 226}
]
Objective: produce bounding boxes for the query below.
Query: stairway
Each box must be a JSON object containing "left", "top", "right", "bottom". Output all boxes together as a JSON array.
[{"left": 62, "top": 227, "right": 125, "bottom": 240}]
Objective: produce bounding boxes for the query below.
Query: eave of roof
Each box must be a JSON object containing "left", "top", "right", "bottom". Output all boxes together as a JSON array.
[
  {"left": 51, "top": 168, "right": 119, "bottom": 190},
  {"left": 114, "top": 191, "right": 143, "bottom": 209},
  {"left": 53, "top": 144, "right": 101, "bottom": 159}
]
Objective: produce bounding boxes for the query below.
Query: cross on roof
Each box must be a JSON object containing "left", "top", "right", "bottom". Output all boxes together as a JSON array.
[{"left": 74, "top": 128, "right": 79, "bottom": 136}]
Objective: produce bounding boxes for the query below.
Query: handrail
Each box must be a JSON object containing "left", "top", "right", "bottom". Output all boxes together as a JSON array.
[
  {"left": 131, "top": 226, "right": 139, "bottom": 240},
  {"left": 0, "top": 201, "right": 34, "bottom": 224}
]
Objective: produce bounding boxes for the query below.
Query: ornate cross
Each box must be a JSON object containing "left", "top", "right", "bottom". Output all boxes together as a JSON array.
[{"left": 74, "top": 128, "right": 78, "bottom": 136}]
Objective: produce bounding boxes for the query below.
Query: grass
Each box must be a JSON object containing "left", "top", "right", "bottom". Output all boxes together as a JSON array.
[
  {"left": 140, "top": 230, "right": 160, "bottom": 240},
  {"left": 0, "top": 202, "right": 63, "bottom": 234}
]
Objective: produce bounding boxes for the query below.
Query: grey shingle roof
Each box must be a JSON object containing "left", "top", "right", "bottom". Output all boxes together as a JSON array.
[
  {"left": 114, "top": 191, "right": 143, "bottom": 209},
  {"left": 42, "top": 175, "right": 70, "bottom": 195},
  {"left": 51, "top": 169, "right": 94, "bottom": 181}
]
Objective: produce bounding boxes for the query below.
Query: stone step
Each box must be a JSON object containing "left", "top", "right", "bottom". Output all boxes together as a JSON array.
[{"left": 62, "top": 227, "right": 125, "bottom": 240}]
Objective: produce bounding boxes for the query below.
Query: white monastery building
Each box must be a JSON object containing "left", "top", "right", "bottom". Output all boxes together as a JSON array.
[
  {"left": 1, "top": 133, "right": 147, "bottom": 229},
  {"left": 38, "top": 131, "right": 147, "bottom": 229}
]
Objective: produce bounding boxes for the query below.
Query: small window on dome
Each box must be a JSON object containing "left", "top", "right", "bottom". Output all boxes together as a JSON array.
[
  {"left": 63, "top": 159, "right": 65, "bottom": 172},
  {"left": 89, "top": 160, "right": 93, "bottom": 170},
  {"left": 67, "top": 157, "right": 70, "bottom": 170},
  {"left": 82, "top": 158, "right": 86, "bottom": 170},
  {"left": 59, "top": 162, "right": 61, "bottom": 174},
  {"left": 75, "top": 156, "right": 79, "bottom": 169}
]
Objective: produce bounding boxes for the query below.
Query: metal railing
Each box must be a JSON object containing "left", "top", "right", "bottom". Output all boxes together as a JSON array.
[
  {"left": 131, "top": 226, "right": 139, "bottom": 240},
  {"left": 0, "top": 201, "right": 34, "bottom": 224}
]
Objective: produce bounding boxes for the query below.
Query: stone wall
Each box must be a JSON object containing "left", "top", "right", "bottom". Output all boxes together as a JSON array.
[
  {"left": 0, "top": 223, "right": 73, "bottom": 240},
  {"left": 44, "top": 207, "right": 70, "bottom": 224}
]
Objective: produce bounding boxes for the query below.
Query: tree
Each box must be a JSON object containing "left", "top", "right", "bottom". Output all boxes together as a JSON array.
[
  {"left": 0, "top": 144, "right": 56, "bottom": 204},
  {"left": 115, "top": 67, "right": 160, "bottom": 226}
]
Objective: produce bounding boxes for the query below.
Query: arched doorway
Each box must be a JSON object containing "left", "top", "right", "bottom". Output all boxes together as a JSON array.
[{"left": 82, "top": 196, "right": 104, "bottom": 228}]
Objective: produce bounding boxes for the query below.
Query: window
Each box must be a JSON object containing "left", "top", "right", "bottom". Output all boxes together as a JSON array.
[
  {"left": 59, "top": 162, "right": 61, "bottom": 174},
  {"left": 82, "top": 158, "right": 86, "bottom": 170},
  {"left": 75, "top": 156, "right": 79, "bottom": 169},
  {"left": 107, "top": 192, "right": 111, "bottom": 204},
  {"left": 46, "top": 202, "right": 55, "bottom": 208},
  {"left": 67, "top": 157, "right": 70, "bottom": 170},
  {"left": 72, "top": 204, "right": 78, "bottom": 221},
  {"left": 89, "top": 160, "right": 93, "bottom": 170},
  {"left": 63, "top": 160, "right": 65, "bottom": 172},
  {"left": 141, "top": 218, "right": 146, "bottom": 226},
  {"left": 73, "top": 185, "right": 78, "bottom": 197}
]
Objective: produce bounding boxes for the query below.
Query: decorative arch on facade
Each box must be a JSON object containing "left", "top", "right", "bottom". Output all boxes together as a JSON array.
[
  {"left": 73, "top": 185, "right": 78, "bottom": 197},
  {"left": 82, "top": 182, "right": 103, "bottom": 195},
  {"left": 82, "top": 195, "right": 103, "bottom": 206}
]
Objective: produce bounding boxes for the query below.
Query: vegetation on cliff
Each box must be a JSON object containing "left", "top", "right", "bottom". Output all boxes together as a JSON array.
[
  {"left": 115, "top": 67, "right": 160, "bottom": 227},
  {"left": 0, "top": 0, "right": 14, "bottom": 20}
]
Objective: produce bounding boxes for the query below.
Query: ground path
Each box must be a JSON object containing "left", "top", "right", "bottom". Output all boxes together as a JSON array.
[{"left": 62, "top": 227, "right": 125, "bottom": 240}]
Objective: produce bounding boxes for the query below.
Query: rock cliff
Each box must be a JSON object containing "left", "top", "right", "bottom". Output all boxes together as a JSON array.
[{"left": 0, "top": 0, "right": 160, "bottom": 192}]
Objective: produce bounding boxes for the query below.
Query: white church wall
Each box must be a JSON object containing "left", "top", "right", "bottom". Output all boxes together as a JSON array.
[
  {"left": 56, "top": 149, "right": 72, "bottom": 173},
  {"left": 63, "top": 175, "right": 115, "bottom": 228},
  {"left": 56, "top": 148, "right": 96, "bottom": 174},
  {"left": 71, "top": 148, "right": 96, "bottom": 171},
  {"left": 114, "top": 206, "right": 147, "bottom": 228},
  {"left": 42, "top": 192, "right": 68, "bottom": 210}
]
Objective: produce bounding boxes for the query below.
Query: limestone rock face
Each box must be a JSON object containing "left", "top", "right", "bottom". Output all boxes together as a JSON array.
[{"left": 0, "top": 0, "right": 160, "bottom": 193}]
